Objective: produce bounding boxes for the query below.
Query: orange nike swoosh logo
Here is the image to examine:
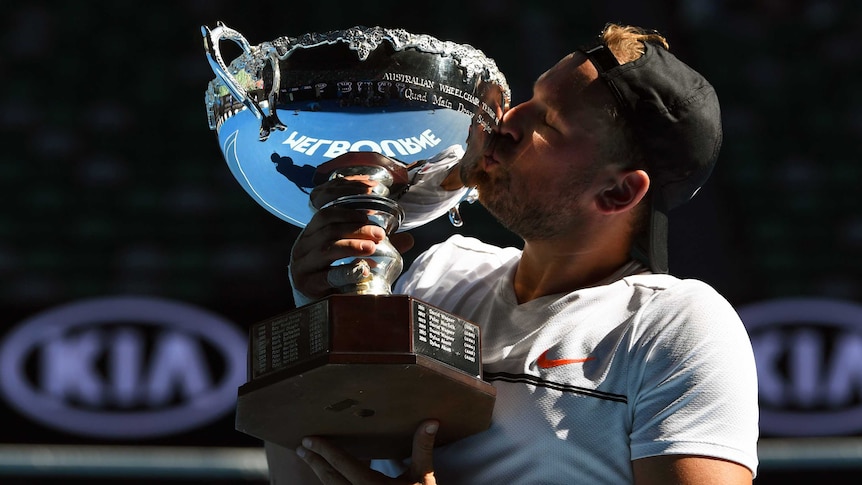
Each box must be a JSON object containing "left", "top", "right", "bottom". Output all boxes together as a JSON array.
[{"left": 536, "top": 349, "right": 595, "bottom": 369}]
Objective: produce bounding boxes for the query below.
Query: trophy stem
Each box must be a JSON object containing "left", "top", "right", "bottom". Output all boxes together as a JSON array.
[{"left": 323, "top": 194, "right": 405, "bottom": 295}]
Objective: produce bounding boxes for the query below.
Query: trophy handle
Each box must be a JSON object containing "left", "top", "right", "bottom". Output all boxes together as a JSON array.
[{"left": 202, "top": 22, "right": 285, "bottom": 140}]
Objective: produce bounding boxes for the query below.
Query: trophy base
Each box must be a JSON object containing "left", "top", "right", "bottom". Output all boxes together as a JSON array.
[{"left": 235, "top": 294, "right": 496, "bottom": 459}]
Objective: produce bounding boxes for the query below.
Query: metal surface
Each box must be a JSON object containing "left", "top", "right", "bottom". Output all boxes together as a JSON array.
[{"left": 202, "top": 22, "right": 509, "bottom": 230}]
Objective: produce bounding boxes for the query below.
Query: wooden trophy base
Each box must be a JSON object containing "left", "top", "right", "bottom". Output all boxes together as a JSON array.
[{"left": 235, "top": 294, "right": 496, "bottom": 459}]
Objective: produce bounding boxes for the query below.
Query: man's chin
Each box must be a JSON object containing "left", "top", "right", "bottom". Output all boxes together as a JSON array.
[
  {"left": 459, "top": 165, "right": 481, "bottom": 187},
  {"left": 463, "top": 169, "right": 493, "bottom": 190}
]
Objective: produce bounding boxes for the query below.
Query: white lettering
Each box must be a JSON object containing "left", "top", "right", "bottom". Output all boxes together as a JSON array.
[
  {"left": 147, "top": 331, "right": 212, "bottom": 406},
  {"left": 380, "top": 139, "right": 407, "bottom": 158},
  {"left": 295, "top": 137, "right": 318, "bottom": 153},
  {"left": 42, "top": 330, "right": 103, "bottom": 405},
  {"left": 281, "top": 131, "right": 306, "bottom": 149},
  {"left": 0, "top": 295, "right": 248, "bottom": 440},
  {"left": 40, "top": 327, "right": 215, "bottom": 409},
  {"left": 790, "top": 329, "right": 822, "bottom": 407},
  {"left": 457, "top": 102, "right": 473, "bottom": 117},
  {"left": 751, "top": 332, "right": 785, "bottom": 406},
  {"left": 421, "top": 129, "right": 441, "bottom": 146},
  {"left": 481, "top": 101, "right": 500, "bottom": 125},
  {"left": 754, "top": 328, "right": 862, "bottom": 409},
  {"left": 111, "top": 328, "right": 143, "bottom": 406},
  {"left": 306, "top": 139, "right": 333, "bottom": 156},
  {"left": 398, "top": 137, "right": 422, "bottom": 155},
  {"left": 381, "top": 72, "right": 435, "bottom": 89},
  {"left": 403, "top": 88, "right": 428, "bottom": 103},
  {"left": 475, "top": 114, "right": 492, "bottom": 133},
  {"left": 350, "top": 140, "right": 382, "bottom": 153},
  {"left": 431, "top": 94, "right": 453, "bottom": 109},
  {"left": 281, "top": 130, "right": 443, "bottom": 159},
  {"left": 438, "top": 83, "right": 479, "bottom": 106},
  {"left": 323, "top": 140, "right": 351, "bottom": 158},
  {"left": 826, "top": 334, "right": 862, "bottom": 405}
]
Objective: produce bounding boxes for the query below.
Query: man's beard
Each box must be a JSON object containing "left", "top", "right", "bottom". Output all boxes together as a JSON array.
[{"left": 474, "top": 168, "right": 592, "bottom": 241}]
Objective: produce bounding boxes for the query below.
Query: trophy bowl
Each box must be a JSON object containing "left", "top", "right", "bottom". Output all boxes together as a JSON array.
[
  {"left": 203, "top": 21, "right": 509, "bottom": 230},
  {"left": 202, "top": 22, "right": 510, "bottom": 458}
]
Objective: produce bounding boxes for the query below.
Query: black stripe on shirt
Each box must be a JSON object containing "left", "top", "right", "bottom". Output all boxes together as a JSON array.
[{"left": 483, "top": 371, "right": 628, "bottom": 403}]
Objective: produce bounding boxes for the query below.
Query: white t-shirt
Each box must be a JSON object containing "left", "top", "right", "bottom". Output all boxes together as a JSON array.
[{"left": 371, "top": 234, "right": 759, "bottom": 483}]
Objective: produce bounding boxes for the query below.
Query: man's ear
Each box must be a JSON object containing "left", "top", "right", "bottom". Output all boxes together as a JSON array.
[{"left": 595, "top": 170, "right": 650, "bottom": 214}]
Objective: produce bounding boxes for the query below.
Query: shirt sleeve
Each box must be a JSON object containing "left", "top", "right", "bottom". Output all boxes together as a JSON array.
[{"left": 627, "top": 279, "right": 759, "bottom": 476}]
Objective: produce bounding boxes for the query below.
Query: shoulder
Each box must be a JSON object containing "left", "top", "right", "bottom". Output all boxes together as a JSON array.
[
  {"left": 621, "top": 274, "right": 748, "bottom": 344},
  {"left": 624, "top": 274, "right": 737, "bottom": 315},
  {"left": 624, "top": 272, "right": 718, "bottom": 295}
]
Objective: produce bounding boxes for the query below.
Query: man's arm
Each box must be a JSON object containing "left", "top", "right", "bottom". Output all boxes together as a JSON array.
[{"left": 633, "top": 455, "right": 752, "bottom": 485}]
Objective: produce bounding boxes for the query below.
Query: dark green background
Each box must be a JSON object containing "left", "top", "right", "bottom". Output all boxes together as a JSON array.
[
  {"left": 2, "top": 1, "right": 861, "bottom": 483},
  {"left": 7, "top": 0, "right": 860, "bottom": 322}
]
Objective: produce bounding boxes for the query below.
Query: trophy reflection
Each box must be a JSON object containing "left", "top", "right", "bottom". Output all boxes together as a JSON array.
[
  {"left": 313, "top": 151, "right": 409, "bottom": 296},
  {"left": 202, "top": 22, "right": 509, "bottom": 458}
]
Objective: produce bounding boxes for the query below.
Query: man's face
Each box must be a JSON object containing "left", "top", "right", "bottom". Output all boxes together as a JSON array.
[{"left": 461, "top": 53, "right": 619, "bottom": 241}]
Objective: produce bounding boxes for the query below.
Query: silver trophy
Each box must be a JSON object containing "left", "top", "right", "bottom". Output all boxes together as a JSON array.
[{"left": 202, "top": 22, "right": 509, "bottom": 458}]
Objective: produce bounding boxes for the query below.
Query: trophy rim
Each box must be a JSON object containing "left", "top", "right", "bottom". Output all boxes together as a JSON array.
[
  {"left": 204, "top": 23, "right": 511, "bottom": 114},
  {"left": 265, "top": 25, "right": 510, "bottom": 102}
]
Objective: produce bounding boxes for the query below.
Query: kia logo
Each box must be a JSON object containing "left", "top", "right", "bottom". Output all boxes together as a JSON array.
[
  {"left": 739, "top": 297, "right": 862, "bottom": 436},
  {"left": 0, "top": 296, "right": 247, "bottom": 439}
]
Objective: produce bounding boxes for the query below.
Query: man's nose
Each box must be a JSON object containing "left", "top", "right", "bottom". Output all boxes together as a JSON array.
[{"left": 497, "top": 103, "right": 523, "bottom": 143}]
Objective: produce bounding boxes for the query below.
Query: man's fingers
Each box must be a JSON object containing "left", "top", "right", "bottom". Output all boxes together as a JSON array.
[
  {"left": 295, "top": 442, "right": 351, "bottom": 485},
  {"left": 289, "top": 207, "right": 389, "bottom": 298},
  {"left": 407, "top": 420, "right": 439, "bottom": 483},
  {"left": 296, "top": 210, "right": 388, "bottom": 262},
  {"left": 293, "top": 426, "right": 437, "bottom": 485},
  {"left": 297, "top": 437, "right": 376, "bottom": 484},
  {"left": 292, "top": 228, "right": 381, "bottom": 265},
  {"left": 300, "top": 207, "right": 387, "bottom": 244}
]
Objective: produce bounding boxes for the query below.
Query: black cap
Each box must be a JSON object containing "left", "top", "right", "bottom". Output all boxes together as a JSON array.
[{"left": 579, "top": 36, "right": 722, "bottom": 273}]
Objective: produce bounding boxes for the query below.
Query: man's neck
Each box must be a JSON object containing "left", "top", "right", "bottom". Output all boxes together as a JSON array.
[{"left": 513, "top": 237, "right": 633, "bottom": 304}]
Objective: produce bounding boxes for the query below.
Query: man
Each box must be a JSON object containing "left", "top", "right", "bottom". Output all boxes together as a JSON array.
[{"left": 269, "top": 23, "right": 759, "bottom": 484}]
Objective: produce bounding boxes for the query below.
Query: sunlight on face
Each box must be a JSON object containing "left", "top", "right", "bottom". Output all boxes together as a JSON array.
[{"left": 474, "top": 53, "right": 620, "bottom": 241}]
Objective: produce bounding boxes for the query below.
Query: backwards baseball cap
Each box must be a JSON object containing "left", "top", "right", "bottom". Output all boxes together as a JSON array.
[{"left": 578, "top": 29, "right": 722, "bottom": 273}]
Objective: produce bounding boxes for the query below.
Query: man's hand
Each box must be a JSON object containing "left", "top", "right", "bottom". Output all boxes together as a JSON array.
[
  {"left": 295, "top": 420, "right": 439, "bottom": 485},
  {"left": 290, "top": 176, "right": 414, "bottom": 299}
]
